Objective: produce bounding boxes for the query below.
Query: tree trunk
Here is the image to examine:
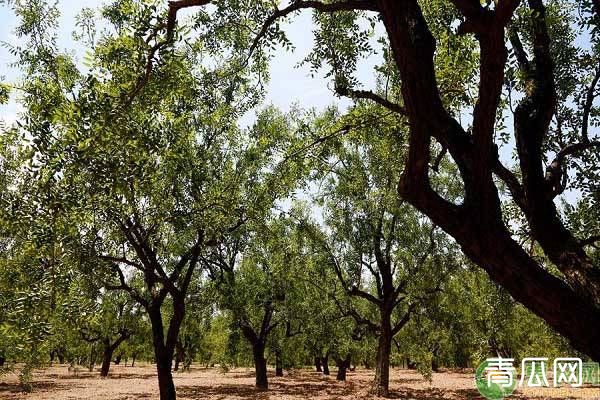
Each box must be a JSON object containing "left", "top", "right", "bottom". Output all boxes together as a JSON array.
[
  {"left": 275, "top": 349, "right": 283, "bottom": 377},
  {"left": 149, "top": 306, "right": 179, "bottom": 400},
  {"left": 315, "top": 356, "right": 322, "bottom": 372},
  {"left": 0, "top": 356, "right": 5, "bottom": 367},
  {"left": 131, "top": 353, "right": 137, "bottom": 367},
  {"left": 432, "top": 358, "right": 439, "bottom": 373},
  {"left": 173, "top": 341, "right": 184, "bottom": 372},
  {"left": 252, "top": 343, "right": 268, "bottom": 390},
  {"left": 372, "top": 316, "right": 392, "bottom": 397},
  {"left": 376, "top": 0, "right": 600, "bottom": 362},
  {"left": 100, "top": 345, "right": 113, "bottom": 377},
  {"left": 336, "top": 355, "right": 351, "bottom": 381},
  {"left": 88, "top": 346, "right": 96, "bottom": 372},
  {"left": 156, "top": 353, "right": 176, "bottom": 400},
  {"left": 114, "top": 353, "right": 122, "bottom": 365},
  {"left": 321, "top": 355, "right": 330, "bottom": 375}
]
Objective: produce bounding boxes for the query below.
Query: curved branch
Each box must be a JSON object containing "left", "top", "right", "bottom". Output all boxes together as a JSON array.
[
  {"left": 247, "top": 0, "right": 378, "bottom": 60},
  {"left": 335, "top": 85, "right": 406, "bottom": 115}
]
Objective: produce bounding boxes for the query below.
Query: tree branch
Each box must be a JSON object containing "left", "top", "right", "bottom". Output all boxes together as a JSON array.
[
  {"left": 581, "top": 61, "right": 600, "bottom": 142},
  {"left": 247, "top": 0, "right": 378, "bottom": 61},
  {"left": 335, "top": 85, "right": 406, "bottom": 115}
]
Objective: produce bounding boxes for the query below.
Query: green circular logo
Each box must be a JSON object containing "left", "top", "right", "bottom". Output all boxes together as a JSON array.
[{"left": 475, "top": 359, "right": 517, "bottom": 400}]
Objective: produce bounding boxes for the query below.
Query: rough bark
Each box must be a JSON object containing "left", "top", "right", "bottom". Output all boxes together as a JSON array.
[
  {"left": 372, "top": 314, "right": 392, "bottom": 396},
  {"left": 100, "top": 347, "right": 113, "bottom": 377},
  {"left": 375, "top": 0, "right": 600, "bottom": 361},
  {"left": 156, "top": 352, "right": 176, "bottom": 400},
  {"left": 149, "top": 300, "right": 185, "bottom": 400},
  {"left": 253, "top": 343, "right": 269, "bottom": 390}
]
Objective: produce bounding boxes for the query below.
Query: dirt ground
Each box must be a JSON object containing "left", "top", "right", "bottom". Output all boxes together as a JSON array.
[{"left": 0, "top": 364, "right": 599, "bottom": 399}]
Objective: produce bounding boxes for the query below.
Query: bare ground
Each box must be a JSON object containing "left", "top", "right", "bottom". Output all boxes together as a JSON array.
[{"left": 1, "top": 364, "right": 598, "bottom": 399}]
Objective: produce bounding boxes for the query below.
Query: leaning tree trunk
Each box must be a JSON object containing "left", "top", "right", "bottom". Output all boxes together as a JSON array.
[
  {"left": 252, "top": 342, "right": 269, "bottom": 390},
  {"left": 100, "top": 343, "right": 114, "bottom": 377},
  {"left": 372, "top": 315, "right": 393, "bottom": 397},
  {"left": 275, "top": 349, "right": 283, "bottom": 377}
]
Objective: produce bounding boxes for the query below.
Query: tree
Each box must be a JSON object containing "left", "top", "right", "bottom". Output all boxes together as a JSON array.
[
  {"left": 299, "top": 108, "right": 458, "bottom": 395},
  {"left": 4, "top": 1, "right": 296, "bottom": 398},
  {"left": 202, "top": 215, "right": 304, "bottom": 390},
  {"left": 166, "top": 0, "right": 600, "bottom": 361},
  {"left": 68, "top": 290, "right": 141, "bottom": 377}
]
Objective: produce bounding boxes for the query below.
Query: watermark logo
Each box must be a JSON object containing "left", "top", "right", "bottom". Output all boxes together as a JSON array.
[
  {"left": 520, "top": 358, "right": 549, "bottom": 387},
  {"left": 553, "top": 358, "right": 582, "bottom": 387},
  {"left": 475, "top": 357, "right": 599, "bottom": 399},
  {"left": 476, "top": 357, "right": 517, "bottom": 400}
]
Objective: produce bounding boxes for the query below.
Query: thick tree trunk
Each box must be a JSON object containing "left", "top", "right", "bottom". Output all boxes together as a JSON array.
[
  {"left": 321, "top": 355, "right": 330, "bottom": 375},
  {"left": 253, "top": 343, "right": 268, "bottom": 390},
  {"left": 156, "top": 353, "right": 176, "bottom": 400},
  {"left": 336, "top": 355, "right": 351, "bottom": 381},
  {"left": 372, "top": 316, "right": 392, "bottom": 397},
  {"left": 432, "top": 358, "right": 439, "bottom": 373},
  {"left": 275, "top": 349, "right": 283, "bottom": 377},
  {"left": 377, "top": 0, "right": 600, "bottom": 361},
  {"left": 314, "top": 356, "right": 322, "bottom": 372},
  {"left": 149, "top": 305, "right": 180, "bottom": 400},
  {"left": 100, "top": 346, "right": 113, "bottom": 377}
]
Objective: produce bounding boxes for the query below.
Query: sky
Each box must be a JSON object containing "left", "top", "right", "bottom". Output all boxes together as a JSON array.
[
  {"left": 0, "top": 0, "right": 581, "bottom": 207},
  {"left": 0, "top": 0, "right": 381, "bottom": 126}
]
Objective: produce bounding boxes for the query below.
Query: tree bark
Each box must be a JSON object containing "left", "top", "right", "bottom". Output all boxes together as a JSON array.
[
  {"left": 173, "top": 341, "right": 184, "bottom": 372},
  {"left": 321, "top": 355, "right": 330, "bottom": 375},
  {"left": 100, "top": 345, "right": 113, "bottom": 377},
  {"left": 156, "top": 352, "right": 176, "bottom": 400},
  {"left": 149, "top": 304, "right": 180, "bottom": 400},
  {"left": 275, "top": 349, "right": 283, "bottom": 377},
  {"left": 0, "top": 356, "right": 5, "bottom": 367},
  {"left": 336, "top": 355, "right": 351, "bottom": 381},
  {"left": 131, "top": 353, "right": 137, "bottom": 367},
  {"left": 253, "top": 343, "right": 268, "bottom": 390},
  {"left": 372, "top": 314, "right": 392, "bottom": 396},
  {"left": 315, "top": 356, "right": 322, "bottom": 372},
  {"left": 375, "top": 0, "right": 600, "bottom": 361}
]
